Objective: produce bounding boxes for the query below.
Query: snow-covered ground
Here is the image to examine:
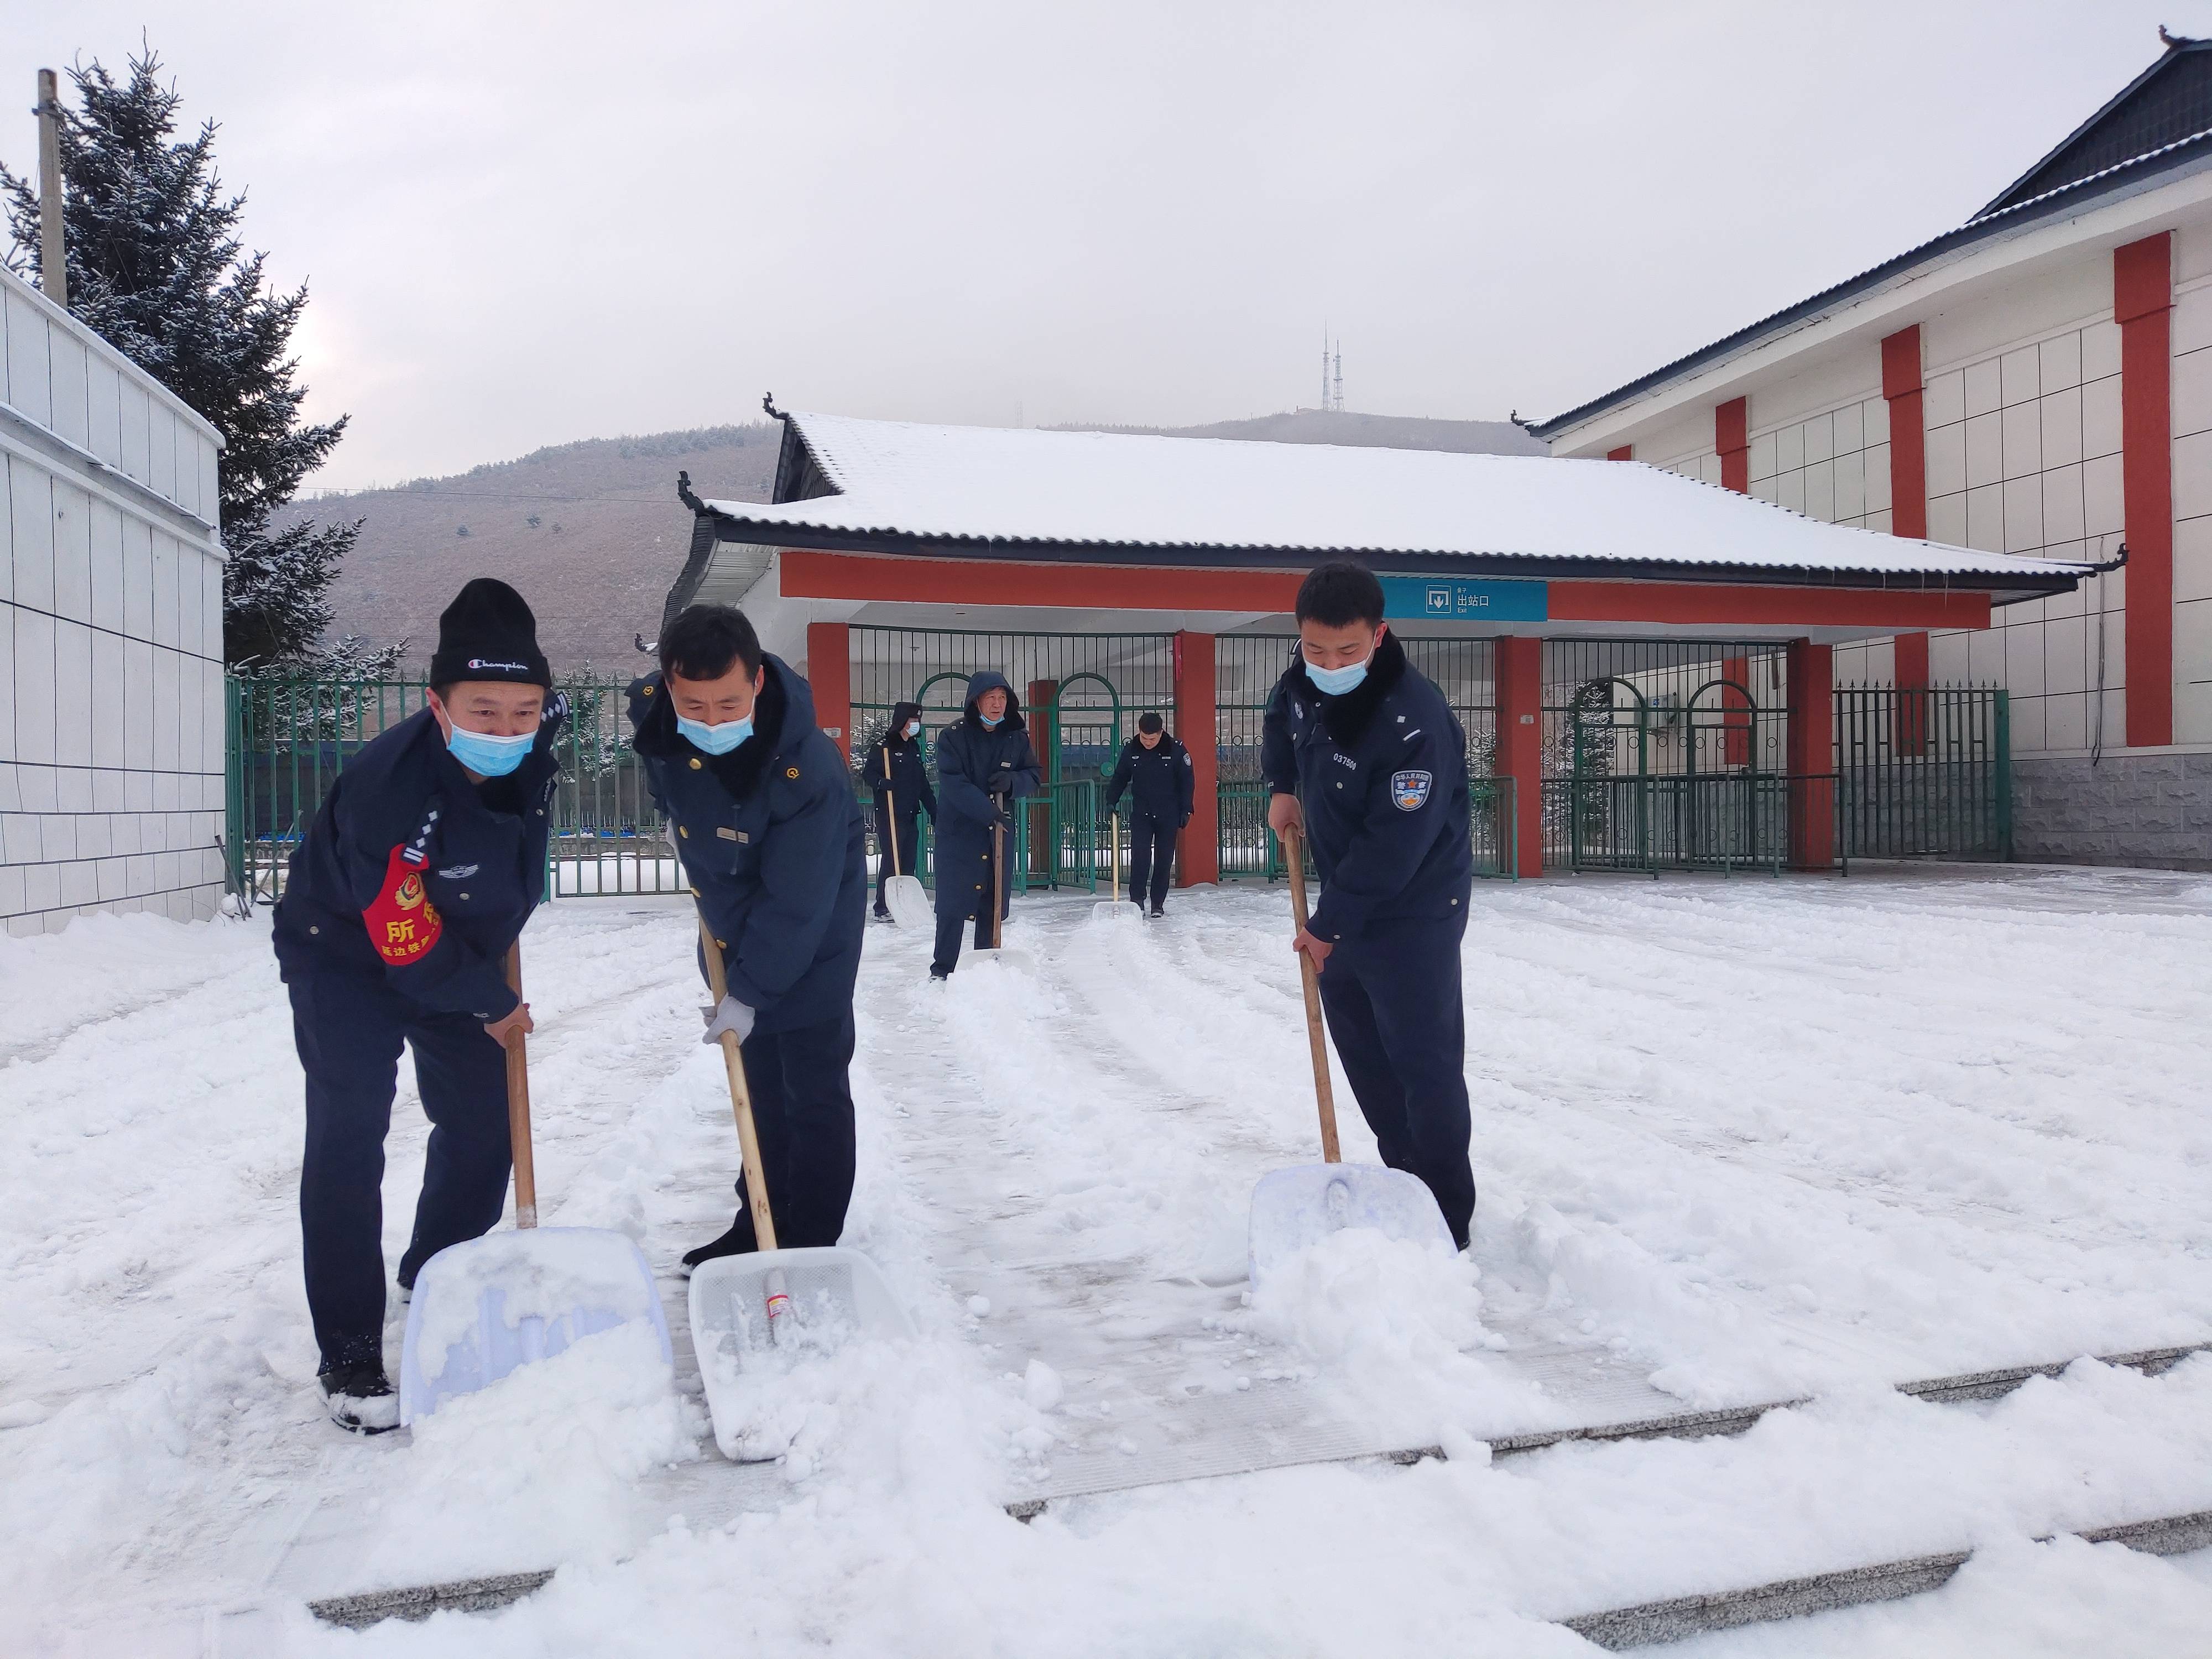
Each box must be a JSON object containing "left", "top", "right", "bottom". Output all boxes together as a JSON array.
[{"left": 4, "top": 864, "right": 2211, "bottom": 1655}]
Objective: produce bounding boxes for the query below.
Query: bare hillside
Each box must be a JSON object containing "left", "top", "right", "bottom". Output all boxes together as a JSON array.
[{"left": 294, "top": 424, "right": 780, "bottom": 675}]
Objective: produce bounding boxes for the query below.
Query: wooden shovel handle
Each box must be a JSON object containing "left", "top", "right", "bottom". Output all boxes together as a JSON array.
[
  {"left": 699, "top": 912, "right": 779, "bottom": 1251},
  {"left": 503, "top": 943, "right": 539, "bottom": 1227},
  {"left": 992, "top": 813, "right": 1006, "bottom": 949},
  {"left": 884, "top": 749, "right": 902, "bottom": 878},
  {"left": 1282, "top": 827, "right": 1342, "bottom": 1164}
]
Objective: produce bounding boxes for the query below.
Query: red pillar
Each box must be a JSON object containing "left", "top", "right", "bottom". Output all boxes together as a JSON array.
[
  {"left": 1495, "top": 636, "right": 1544, "bottom": 877},
  {"left": 1720, "top": 654, "right": 1752, "bottom": 766},
  {"left": 1882, "top": 324, "right": 1933, "bottom": 755},
  {"left": 1717, "top": 397, "right": 1749, "bottom": 494},
  {"left": 1172, "top": 632, "right": 1218, "bottom": 884},
  {"left": 1881, "top": 325, "right": 1929, "bottom": 540},
  {"left": 1786, "top": 639, "right": 1835, "bottom": 869},
  {"left": 1026, "top": 678, "right": 1059, "bottom": 875},
  {"left": 1606, "top": 445, "right": 1633, "bottom": 461},
  {"left": 806, "top": 621, "right": 851, "bottom": 761},
  {"left": 2117, "top": 232, "right": 2176, "bottom": 749}
]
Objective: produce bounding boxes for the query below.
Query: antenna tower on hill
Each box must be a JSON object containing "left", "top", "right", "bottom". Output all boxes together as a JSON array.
[{"left": 1318, "top": 331, "right": 1345, "bottom": 412}]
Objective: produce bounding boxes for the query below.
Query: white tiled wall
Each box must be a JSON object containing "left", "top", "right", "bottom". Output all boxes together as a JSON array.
[
  {"left": 0, "top": 267, "right": 226, "bottom": 935},
  {"left": 2171, "top": 279, "right": 2212, "bottom": 745},
  {"left": 1916, "top": 316, "right": 2126, "bottom": 756}
]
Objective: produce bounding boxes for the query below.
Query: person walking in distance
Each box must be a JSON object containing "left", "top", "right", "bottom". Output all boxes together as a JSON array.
[
  {"left": 1103, "top": 711, "right": 1194, "bottom": 917},
  {"left": 928, "top": 671, "right": 1041, "bottom": 979},
  {"left": 271, "top": 578, "right": 564, "bottom": 1431},
  {"left": 862, "top": 700, "right": 935, "bottom": 920},
  {"left": 626, "top": 604, "right": 868, "bottom": 1271},
  {"left": 1261, "top": 561, "right": 1478, "bottom": 1249}
]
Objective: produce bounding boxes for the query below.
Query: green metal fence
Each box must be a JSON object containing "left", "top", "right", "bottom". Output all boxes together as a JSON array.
[
  {"left": 1542, "top": 773, "right": 1841, "bottom": 875},
  {"left": 1217, "top": 777, "right": 1518, "bottom": 881},
  {"left": 1835, "top": 686, "right": 2011, "bottom": 860},
  {"left": 226, "top": 673, "right": 680, "bottom": 907}
]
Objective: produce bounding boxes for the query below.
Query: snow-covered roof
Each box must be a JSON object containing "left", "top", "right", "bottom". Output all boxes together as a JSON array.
[{"left": 697, "top": 411, "right": 2090, "bottom": 594}]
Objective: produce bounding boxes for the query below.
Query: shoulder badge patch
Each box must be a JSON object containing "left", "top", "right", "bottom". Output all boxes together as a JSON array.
[
  {"left": 1391, "top": 770, "right": 1434, "bottom": 811},
  {"left": 365, "top": 844, "right": 444, "bottom": 964}
]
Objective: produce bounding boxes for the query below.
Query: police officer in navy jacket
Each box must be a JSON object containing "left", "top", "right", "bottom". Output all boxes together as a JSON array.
[
  {"left": 627, "top": 604, "right": 867, "bottom": 1270},
  {"left": 273, "top": 578, "right": 565, "bottom": 1431},
  {"left": 1261, "top": 561, "right": 1478, "bottom": 1247},
  {"left": 928, "top": 670, "right": 1042, "bottom": 978},
  {"left": 860, "top": 699, "right": 935, "bottom": 919},
  {"left": 1103, "top": 711, "right": 1194, "bottom": 916}
]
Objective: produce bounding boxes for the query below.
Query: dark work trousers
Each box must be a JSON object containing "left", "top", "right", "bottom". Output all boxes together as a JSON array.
[
  {"left": 719, "top": 1008, "right": 859, "bottom": 1250},
  {"left": 289, "top": 967, "right": 513, "bottom": 1370},
  {"left": 1128, "top": 812, "right": 1178, "bottom": 910},
  {"left": 931, "top": 831, "right": 1009, "bottom": 974},
  {"left": 872, "top": 797, "right": 922, "bottom": 914},
  {"left": 1313, "top": 908, "right": 1477, "bottom": 1248}
]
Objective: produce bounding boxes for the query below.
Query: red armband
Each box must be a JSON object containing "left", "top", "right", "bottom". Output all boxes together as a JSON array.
[{"left": 363, "top": 845, "right": 444, "bottom": 966}]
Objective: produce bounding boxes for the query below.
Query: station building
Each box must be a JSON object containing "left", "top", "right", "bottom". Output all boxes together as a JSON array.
[
  {"left": 663, "top": 406, "right": 2086, "bottom": 884},
  {"left": 1537, "top": 32, "right": 2212, "bottom": 868}
]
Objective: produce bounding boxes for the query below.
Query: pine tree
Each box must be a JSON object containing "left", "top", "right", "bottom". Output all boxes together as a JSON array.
[{"left": 2, "top": 49, "right": 398, "bottom": 671}]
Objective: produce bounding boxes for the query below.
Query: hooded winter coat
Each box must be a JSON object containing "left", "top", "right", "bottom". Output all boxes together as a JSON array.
[
  {"left": 627, "top": 655, "right": 867, "bottom": 1032},
  {"left": 930, "top": 670, "right": 1042, "bottom": 920},
  {"left": 860, "top": 701, "right": 937, "bottom": 819}
]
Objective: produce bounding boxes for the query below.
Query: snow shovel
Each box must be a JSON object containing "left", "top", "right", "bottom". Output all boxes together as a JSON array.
[
  {"left": 399, "top": 943, "right": 671, "bottom": 1425},
  {"left": 1248, "top": 827, "right": 1454, "bottom": 1285},
  {"left": 1092, "top": 809, "right": 1139, "bottom": 924},
  {"left": 972, "top": 809, "right": 1038, "bottom": 972},
  {"left": 879, "top": 770, "right": 930, "bottom": 930},
  {"left": 687, "top": 910, "right": 914, "bottom": 1460}
]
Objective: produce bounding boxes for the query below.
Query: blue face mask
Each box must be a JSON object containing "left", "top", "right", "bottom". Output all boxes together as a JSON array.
[
  {"left": 981, "top": 713, "right": 1003, "bottom": 729},
  {"left": 904, "top": 721, "right": 921, "bottom": 739},
  {"left": 679, "top": 714, "right": 754, "bottom": 755},
  {"left": 446, "top": 723, "right": 536, "bottom": 777},
  {"left": 1304, "top": 655, "right": 1371, "bottom": 696}
]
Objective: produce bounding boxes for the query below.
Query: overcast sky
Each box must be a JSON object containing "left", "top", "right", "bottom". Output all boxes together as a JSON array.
[{"left": 3, "top": 1, "right": 2203, "bottom": 488}]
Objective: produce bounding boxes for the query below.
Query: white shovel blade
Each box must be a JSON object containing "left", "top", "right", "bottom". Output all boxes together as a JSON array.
[
  {"left": 399, "top": 1227, "right": 670, "bottom": 1425},
  {"left": 1090, "top": 899, "right": 1141, "bottom": 925},
  {"left": 688, "top": 1246, "right": 915, "bottom": 1460},
  {"left": 883, "top": 874, "right": 931, "bottom": 930},
  {"left": 1248, "top": 1164, "right": 1454, "bottom": 1286}
]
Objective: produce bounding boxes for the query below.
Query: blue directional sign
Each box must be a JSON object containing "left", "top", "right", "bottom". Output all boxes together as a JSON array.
[{"left": 1378, "top": 575, "right": 1548, "bottom": 623}]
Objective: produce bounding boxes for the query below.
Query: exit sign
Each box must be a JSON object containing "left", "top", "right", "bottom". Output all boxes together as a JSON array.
[{"left": 1378, "top": 575, "right": 1548, "bottom": 622}]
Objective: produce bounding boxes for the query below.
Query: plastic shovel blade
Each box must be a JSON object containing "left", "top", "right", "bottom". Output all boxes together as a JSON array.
[
  {"left": 883, "top": 874, "right": 931, "bottom": 930},
  {"left": 398, "top": 1227, "right": 670, "bottom": 1426},
  {"left": 1091, "top": 899, "right": 1141, "bottom": 925},
  {"left": 1248, "top": 1164, "right": 1455, "bottom": 1286},
  {"left": 688, "top": 1246, "right": 916, "bottom": 1459}
]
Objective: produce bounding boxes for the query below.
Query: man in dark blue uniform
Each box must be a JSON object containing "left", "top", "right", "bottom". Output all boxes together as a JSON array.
[
  {"left": 860, "top": 699, "right": 935, "bottom": 920},
  {"left": 273, "top": 578, "right": 564, "bottom": 1430},
  {"left": 928, "top": 670, "right": 1042, "bottom": 979},
  {"left": 627, "top": 604, "right": 867, "bottom": 1270},
  {"left": 1261, "top": 561, "right": 1477, "bottom": 1248},
  {"left": 1103, "top": 711, "right": 1194, "bottom": 917}
]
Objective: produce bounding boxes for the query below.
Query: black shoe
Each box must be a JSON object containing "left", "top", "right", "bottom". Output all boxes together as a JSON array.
[
  {"left": 873, "top": 907, "right": 892, "bottom": 922},
  {"left": 320, "top": 1360, "right": 400, "bottom": 1434},
  {"left": 681, "top": 1217, "right": 758, "bottom": 1274},
  {"left": 1147, "top": 904, "right": 1164, "bottom": 919},
  {"left": 929, "top": 964, "right": 952, "bottom": 980}
]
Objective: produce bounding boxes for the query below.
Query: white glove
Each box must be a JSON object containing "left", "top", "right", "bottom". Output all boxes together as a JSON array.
[{"left": 700, "top": 994, "right": 755, "bottom": 1046}]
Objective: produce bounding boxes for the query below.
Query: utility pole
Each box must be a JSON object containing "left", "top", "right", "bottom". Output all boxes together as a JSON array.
[{"left": 36, "top": 69, "right": 67, "bottom": 309}]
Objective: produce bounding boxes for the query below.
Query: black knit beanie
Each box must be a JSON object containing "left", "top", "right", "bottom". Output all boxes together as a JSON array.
[{"left": 429, "top": 578, "right": 551, "bottom": 688}]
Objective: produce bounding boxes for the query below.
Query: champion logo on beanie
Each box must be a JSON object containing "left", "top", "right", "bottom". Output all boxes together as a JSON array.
[{"left": 430, "top": 580, "right": 551, "bottom": 688}]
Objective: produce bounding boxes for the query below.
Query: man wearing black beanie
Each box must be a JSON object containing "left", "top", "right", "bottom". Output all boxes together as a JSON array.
[{"left": 271, "top": 577, "right": 565, "bottom": 1431}]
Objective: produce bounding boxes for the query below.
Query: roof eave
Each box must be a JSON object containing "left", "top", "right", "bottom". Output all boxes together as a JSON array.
[{"left": 695, "top": 508, "right": 2085, "bottom": 598}]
